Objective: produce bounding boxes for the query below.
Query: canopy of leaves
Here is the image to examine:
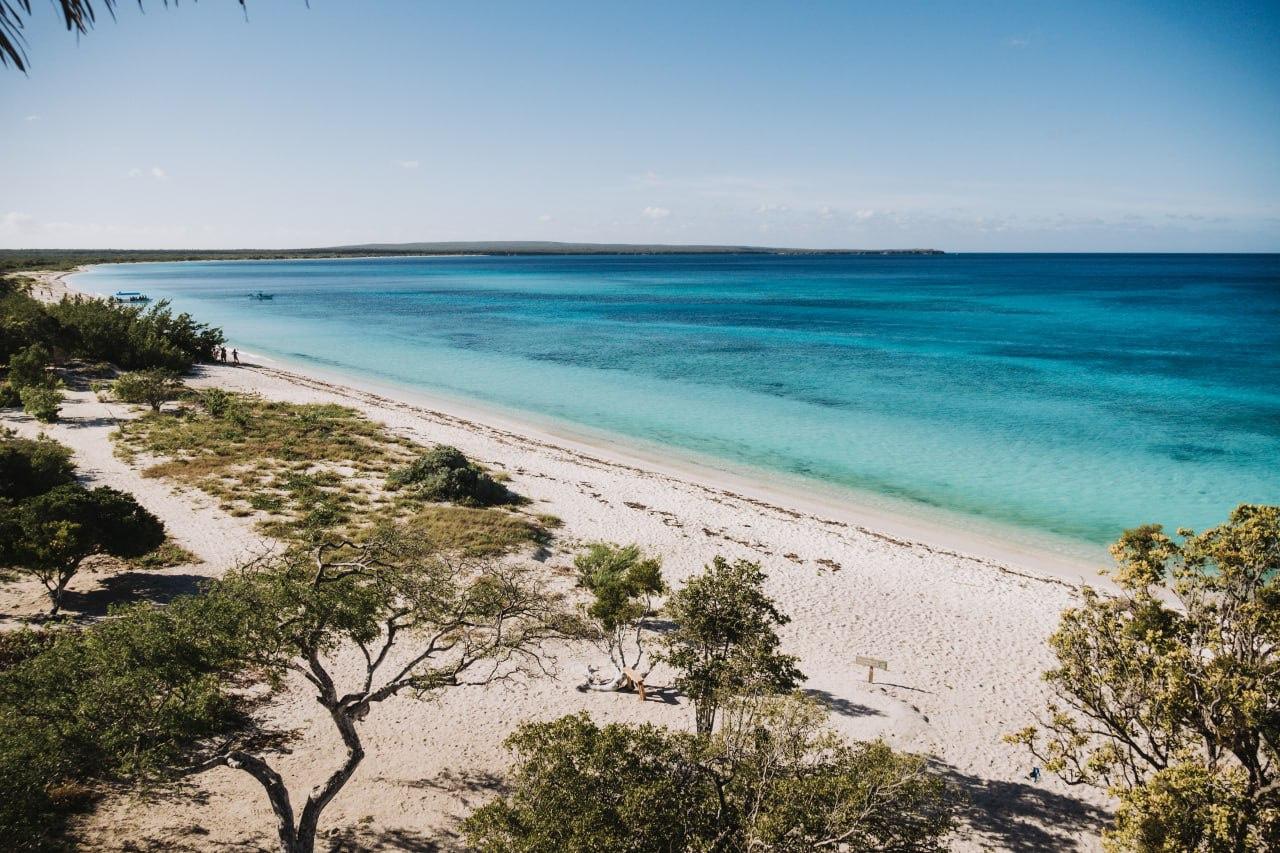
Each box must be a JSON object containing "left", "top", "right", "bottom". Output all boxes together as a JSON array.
[
  {"left": 387, "top": 445, "right": 517, "bottom": 507},
  {"left": 0, "top": 484, "right": 165, "bottom": 612},
  {"left": 113, "top": 368, "right": 183, "bottom": 412},
  {"left": 658, "top": 556, "right": 804, "bottom": 734},
  {"left": 464, "top": 696, "right": 955, "bottom": 853},
  {"left": 6, "top": 343, "right": 53, "bottom": 389},
  {"left": 18, "top": 385, "right": 61, "bottom": 423},
  {"left": 0, "top": 431, "right": 75, "bottom": 500},
  {"left": 0, "top": 596, "right": 247, "bottom": 850},
  {"left": 0, "top": 279, "right": 224, "bottom": 372},
  {"left": 1010, "top": 504, "right": 1280, "bottom": 852},
  {"left": 574, "top": 542, "right": 664, "bottom": 632}
]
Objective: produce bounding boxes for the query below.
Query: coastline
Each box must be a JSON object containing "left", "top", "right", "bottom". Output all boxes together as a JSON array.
[
  {"left": 6, "top": 265, "right": 1113, "bottom": 850},
  {"left": 50, "top": 264, "right": 1106, "bottom": 586}
]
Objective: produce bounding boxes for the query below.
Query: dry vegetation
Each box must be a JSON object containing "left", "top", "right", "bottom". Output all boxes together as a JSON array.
[{"left": 112, "top": 391, "right": 553, "bottom": 553}]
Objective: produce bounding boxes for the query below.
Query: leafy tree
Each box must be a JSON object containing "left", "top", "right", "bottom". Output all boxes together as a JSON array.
[
  {"left": 113, "top": 368, "right": 183, "bottom": 412},
  {"left": 6, "top": 342, "right": 52, "bottom": 389},
  {"left": 0, "top": 431, "right": 75, "bottom": 499},
  {"left": 18, "top": 385, "right": 62, "bottom": 423},
  {"left": 387, "top": 444, "right": 516, "bottom": 507},
  {"left": 0, "top": 598, "right": 245, "bottom": 850},
  {"left": 0, "top": 281, "right": 59, "bottom": 364},
  {"left": 1009, "top": 504, "right": 1280, "bottom": 852},
  {"left": 0, "top": 382, "right": 21, "bottom": 408},
  {"left": 464, "top": 695, "right": 955, "bottom": 853},
  {"left": 0, "top": 484, "right": 165, "bottom": 614},
  {"left": 50, "top": 297, "right": 223, "bottom": 371},
  {"left": 658, "top": 556, "right": 803, "bottom": 734},
  {"left": 575, "top": 543, "right": 664, "bottom": 676},
  {"left": 185, "top": 530, "right": 572, "bottom": 853}
]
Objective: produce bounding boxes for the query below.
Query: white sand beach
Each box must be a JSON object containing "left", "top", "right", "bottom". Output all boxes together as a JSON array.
[{"left": 0, "top": 271, "right": 1115, "bottom": 850}]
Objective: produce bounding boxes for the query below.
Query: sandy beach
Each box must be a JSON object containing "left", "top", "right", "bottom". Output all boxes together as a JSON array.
[{"left": 2, "top": 270, "right": 1114, "bottom": 850}]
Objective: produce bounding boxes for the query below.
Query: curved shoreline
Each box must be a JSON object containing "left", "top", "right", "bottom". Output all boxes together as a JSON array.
[{"left": 34, "top": 264, "right": 1107, "bottom": 585}]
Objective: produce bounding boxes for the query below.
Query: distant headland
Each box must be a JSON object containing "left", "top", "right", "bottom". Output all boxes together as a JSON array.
[{"left": 0, "top": 242, "right": 943, "bottom": 274}]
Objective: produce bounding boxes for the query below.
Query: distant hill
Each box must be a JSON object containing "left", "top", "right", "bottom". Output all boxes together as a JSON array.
[
  {"left": 332, "top": 240, "right": 944, "bottom": 256},
  {"left": 0, "top": 243, "right": 943, "bottom": 274}
]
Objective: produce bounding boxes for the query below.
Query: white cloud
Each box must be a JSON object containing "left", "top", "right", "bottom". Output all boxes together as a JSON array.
[
  {"left": 754, "top": 203, "right": 790, "bottom": 214},
  {"left": 128, "top": 166, "right": 168, "bottom": 180},
  {"left": 1, "top": 212, "right": 35, "bottom": 231},
  {"left": 396, "top": 160, "right": 420, "bottom": 170},
  {"left": 1005, "top": 35, "right": 1030, "bottom": 47},
  {"left": 537, "top": 213, "right": 554, "bottom": 222},
  {"left": 642, "top": 206, "right": 670, "bottom": 220},
  {"left": 855, "top": 209, "right": 876, "bottom": 221},
  {"left": 23, "top": 114, "right": 40, "bottom": 122}
]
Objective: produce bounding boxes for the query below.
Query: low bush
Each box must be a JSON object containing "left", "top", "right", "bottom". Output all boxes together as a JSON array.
[
  {"left": 113, "top": 369, "right": 184, "bottom": 412},
  {"left": 0, "top": 432, "right": 75, "bottom": 499},
  {"left": 0, "top": 383, "right": 19, "bottom": 408},
  {"left": 19, "top": 386, "right": 61, "bottom": 423},
  {"left": 0, "top": 598, "right": 245, "bottom": 850},
  {"left": 6, "top": 344, "right": 52, "bottom": 390},
  {"left": 387, "top": 445, "right": 516, "bottom": 507}
]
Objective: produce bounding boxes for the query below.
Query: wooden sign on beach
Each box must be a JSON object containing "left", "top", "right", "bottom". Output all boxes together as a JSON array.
[{"left": 855, "top": 655, "right": 889, "bottom": 683}]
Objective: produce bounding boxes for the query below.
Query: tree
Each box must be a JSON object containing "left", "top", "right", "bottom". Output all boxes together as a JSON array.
[
  {"left": 658, "top": 556, "right": 803, "bottom": 734},
  {"left": 113, "top": 368, "right": 183, "bottom": 412},
  {"left": 0, "top": 597, "right": 245, "bottom": 849},
  {"left": 575, "top": 543, "right": 664, "bottom": 678},
  {"left": 464, "top": 695, "right": 955, "bottom": 853},
  {"left": 1009, "top": 504, "right": 1280, "bottom": 852},
  {"left": 18, "top": 385, "right": 61, "bottom": 423},
  {"left": 6, "top": 342, "right": 52, "bottom": 389},
  {"left": 0, "top": 484, "right": 165, "bottom": 614},
  {"left": 0, "top": 431, "right": 75, "bottom": 499},
  {"left": 186, "top": 530, "right": 572, "bottom": 853}
]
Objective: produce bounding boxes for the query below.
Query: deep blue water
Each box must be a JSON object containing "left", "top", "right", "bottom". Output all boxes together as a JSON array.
[{"left": 77, "top": 254, "right": 1280, "bottom": 556}]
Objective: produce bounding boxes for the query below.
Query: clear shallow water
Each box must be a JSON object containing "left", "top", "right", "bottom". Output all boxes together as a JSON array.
[{"left": 77, "top": 254, "right": 1280, "bottom": 556}]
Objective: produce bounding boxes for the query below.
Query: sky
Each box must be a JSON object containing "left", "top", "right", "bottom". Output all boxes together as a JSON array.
[{"left": 2, "top": 1, "right": 1278, "bottom": 251}]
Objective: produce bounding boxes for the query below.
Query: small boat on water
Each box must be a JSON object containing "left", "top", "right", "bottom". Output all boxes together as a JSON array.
[
  {"left": 113, "top": 290, "right": 151, "bottom": 303},
  {"left": 249, "top": 291, "right": 275, "bottom": 300}
]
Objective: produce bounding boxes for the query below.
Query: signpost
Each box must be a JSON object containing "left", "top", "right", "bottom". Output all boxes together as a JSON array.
[{"left": 855, "top": 655, "right": 889, "bottom": 683}]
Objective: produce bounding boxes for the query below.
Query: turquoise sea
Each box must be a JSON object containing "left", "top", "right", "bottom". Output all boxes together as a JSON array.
[{"left": 76, "top": 254, "right": 1280, "bottom": 558}]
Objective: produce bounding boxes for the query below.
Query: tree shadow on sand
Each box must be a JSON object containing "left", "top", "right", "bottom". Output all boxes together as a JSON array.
[
  {"left": 60, "top": 572, "right": 208, "bottom": 617},
  {"left": 803, "top": 687, "right": 883, "bottom": 718},
  {"left": 934, "top": 761, "right": 1112, "bottom": 852},
  {"left": 326, "top": 826, "right": 444, "bottom": 852}
]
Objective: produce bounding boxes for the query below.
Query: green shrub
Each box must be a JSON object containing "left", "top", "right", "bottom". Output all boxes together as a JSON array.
[
  {"left": 0, "top": 598, "right": 245, "bottom": 850},
  {"left": 49, "top": 297, "right": 223, "bottom": 371},
  {"left": 18, "top": 386, "right": 61, "bottom": 423},
  {"left": 6, "top": 343, "right": 52, "bottom": 390},
  {"left": 465, "top": 698, "right": 956, "bottom": 853},
  {"left": 387, "top": 445, "right": 516, "bottom": 507},
  {"left": 0, "top": 432, "right": 75, "bottom": 499},
  {"left": 198, "top": 387, "right": 232, "bottom": 418},
  {"left": 113, "top": 369, "right": 183, "bottom": 412},
  {"left": 0, "top": 383, "right": 20, "bottom": 408}
]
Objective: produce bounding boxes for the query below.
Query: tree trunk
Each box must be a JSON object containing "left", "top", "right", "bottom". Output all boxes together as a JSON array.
[{"left": 293, "top": 705, "right": 365, "bottom": 853}]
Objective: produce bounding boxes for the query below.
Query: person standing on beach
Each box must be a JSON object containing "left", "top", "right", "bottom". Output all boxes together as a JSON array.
[
  {"left": 219, "top": 346, "right": 227, "bottom": 363},
  {"left": 232, "top": 348, "right": 239, "bottom": 365}
]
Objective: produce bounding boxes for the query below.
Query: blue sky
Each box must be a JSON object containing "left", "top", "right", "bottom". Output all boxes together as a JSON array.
[{"left": 2, "top": 1, "right": 1278, "bottom": 251}]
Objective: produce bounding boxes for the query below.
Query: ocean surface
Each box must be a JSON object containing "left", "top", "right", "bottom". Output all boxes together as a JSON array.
[{"left": 76, "top": 254, "right": 1280, "bottom": 559}]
